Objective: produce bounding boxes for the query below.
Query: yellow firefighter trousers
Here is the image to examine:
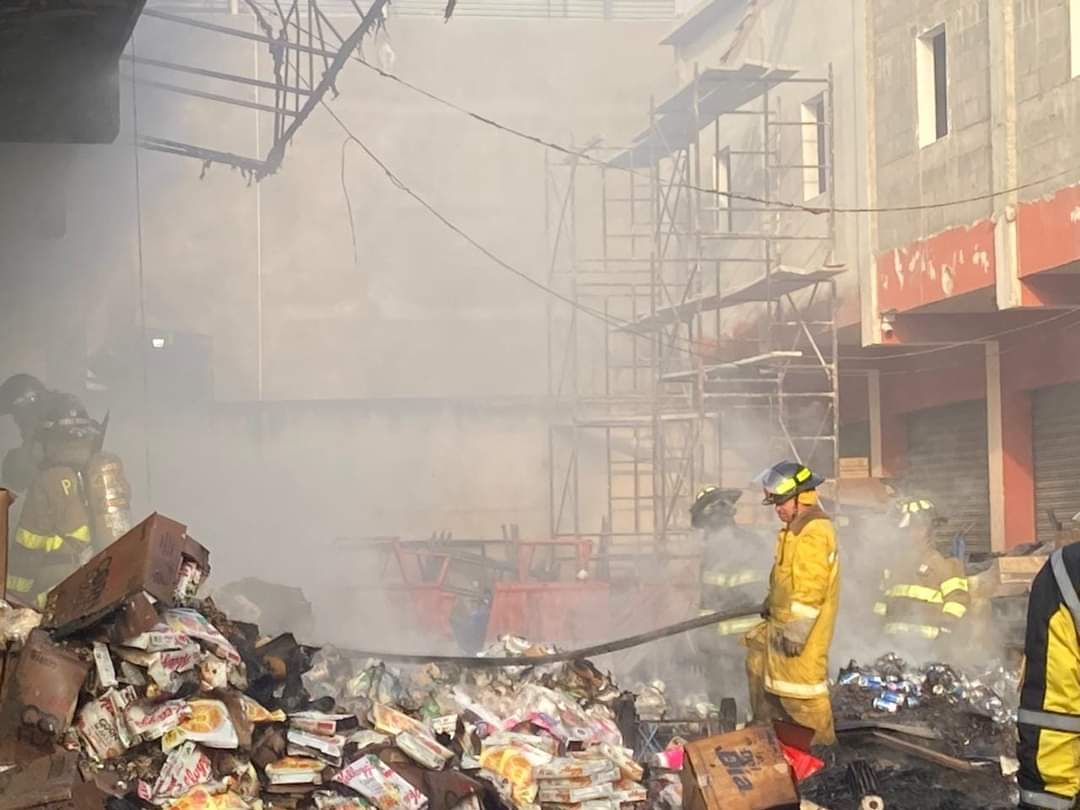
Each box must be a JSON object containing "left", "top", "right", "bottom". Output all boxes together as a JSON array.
[{"left": 746, "top": 628, "right": 836, "bottom": 745}]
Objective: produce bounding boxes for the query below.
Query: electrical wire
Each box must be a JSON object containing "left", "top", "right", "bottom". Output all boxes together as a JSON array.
[
  {"left": 350, "top": 58, "right": 1080, "bottom": 217},
  {"left": 247, "top": 8, "right": 1080, "bottom": 373},
  {"left": 323, "top": 102, "right": 722, "bottom": 359},
  {"left": 838, "top": 308, "right": 1080, "bottom": 362},
  {"left": 328, "top": 97, "right": 1080, "bottom": 377},
  {"left": 340, "top": 137, "right": 361, "bottom": 266},
  {"left": 130, "top": 35, "right": 155, "bottom": 504},
  {"left": 251, "top": 35, "right": 728, "bottom": 364},
  {"left": 238, "top": 5, "right": 1080, "bottom": 217}
]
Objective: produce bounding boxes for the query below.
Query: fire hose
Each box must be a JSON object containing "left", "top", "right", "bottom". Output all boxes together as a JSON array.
[{"left": 334, "top": 604, "right": 766, "bottom": 667}]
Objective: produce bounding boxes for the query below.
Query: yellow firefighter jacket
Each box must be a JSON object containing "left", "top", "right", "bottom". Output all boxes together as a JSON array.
[
  {"left": 874, "top": 547, "right": 970, "bottom": 639},
  {"left": 763, "top": 493, "right": 839, "bottom": 700},
  {"left": 7, "top": 465, "right": 92, "bottom": 607}
]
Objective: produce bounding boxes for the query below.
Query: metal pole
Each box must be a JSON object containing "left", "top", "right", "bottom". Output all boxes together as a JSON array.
[{"left": 254, "top": 25, "right": 264, "bottom": 402}]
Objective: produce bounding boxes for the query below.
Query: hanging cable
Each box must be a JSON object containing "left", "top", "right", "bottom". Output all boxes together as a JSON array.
[{"left": 130, "top": 35, "right": 154, "bottom": 504}]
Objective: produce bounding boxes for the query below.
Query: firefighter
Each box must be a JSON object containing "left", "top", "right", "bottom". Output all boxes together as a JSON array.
[
  {"left": 6, "top": 394, "right": 99, "bottom": 607},
  {"left": 1016, "top": 544, "right": 1080, "bottom": 810},
  {"left": 744, "top": 461, "right": 839, "bottom": 745},
  {"left": 0, "top": 373, "right": 49, "bottom": 493},
  {"left": 872, "top": 496, "right": 970, "bottom": 652},
  {"left": 690, "top": 486, "right": 769, "bottom": 705}
]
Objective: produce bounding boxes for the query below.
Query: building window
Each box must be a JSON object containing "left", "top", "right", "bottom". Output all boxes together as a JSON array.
[
  {"left": 701, "top": 120, "right": 732, "bottom": 232},
  {"left": 1071, "top": 0, "right": 1080, "bottom": 78},
  {"left": 917, "top": 25, "right": 948, "bottom": 146},
  {"left": 800, "top": 94, "right": 827, "bottom": 200}
]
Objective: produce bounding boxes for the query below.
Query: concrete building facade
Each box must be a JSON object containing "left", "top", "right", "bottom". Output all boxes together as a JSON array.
[
  {"left": 845, "top": 0, "right": 1080, "bottom": 553},
  {"left": 604, "top": 0, "right": 1080, "bottom": 555}
]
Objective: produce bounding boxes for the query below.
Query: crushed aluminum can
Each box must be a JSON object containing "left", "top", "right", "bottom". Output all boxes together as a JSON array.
[
  {"left": 838, "top": 670, "right": 861, "bottom": 686},
  {"left": 872, "top": 692, "right": 904, "bottom": 714}
]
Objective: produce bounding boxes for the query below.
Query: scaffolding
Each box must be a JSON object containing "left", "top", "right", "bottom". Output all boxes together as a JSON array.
[{"left": 546, "top": 63, "right": 839, "bottom": 578}]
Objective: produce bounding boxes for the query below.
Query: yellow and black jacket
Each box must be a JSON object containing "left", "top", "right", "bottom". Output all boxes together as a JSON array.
[
  {"left": 7, "top": 465, "right": 92, "bottom": 607},
  {"left": 874, "top": 548, "right": 970, "bottom": 640},
  {"left": 699, "top": 524, "right": 770, "bottom": 639},
  {"left": 1018, "top": 544, "right": 1080, "bottom": 810}
]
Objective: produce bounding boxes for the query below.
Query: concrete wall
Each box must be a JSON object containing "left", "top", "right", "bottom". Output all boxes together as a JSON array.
[
  {"left": 872, "top": 0, "right": 994, "bottom": 255},
  {"left": 1014, "top": 0, "right": 1080, "bottom": 185}
]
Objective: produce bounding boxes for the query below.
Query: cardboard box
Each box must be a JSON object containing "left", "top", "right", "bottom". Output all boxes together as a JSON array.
[
  {"left": 43, "top": 513, "right": 210, "bottom": 638},
  {"left": 0, "top": 629, "right": 90, "bottom": 764},
  {"left": 0, "top": 751, "right": 106, "bottom": 810},
  {"left": 970, "top": 554, "right": 1048, "bottom": 598},
  {"left": 681, "top": 727, "right": 798, "bottom": 810},
  {"left": 838, "top": 457, "right": 870, "bottom": 479}
]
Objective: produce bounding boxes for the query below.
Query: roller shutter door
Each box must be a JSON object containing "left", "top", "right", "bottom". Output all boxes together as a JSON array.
[
  {"left": 906, "top": 401, "right": 990, "bottom": 554},
  {"left": 1034, "top": 383, "right": 1080, "bottom": 545}
]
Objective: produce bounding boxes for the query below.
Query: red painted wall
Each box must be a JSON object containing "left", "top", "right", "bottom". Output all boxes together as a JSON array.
[
  {"left": 1017, "top": 181, "right": 1080, "bottom": 277},
  {"left": 876, "top": 221, "right": 996, "bottom": 313},
  {"left": 1001, "top": 386, "right": 1035, "bottom": 546}
]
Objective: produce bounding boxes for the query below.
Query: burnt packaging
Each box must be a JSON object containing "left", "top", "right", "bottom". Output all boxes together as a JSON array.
[
  {"left": 0, "top": 751, "right": 106, "bottom": 810},
  {"left": 0, "top": 629, "right": 90, "bottom": 762},
  {"left": 43, "top": 513, "right": 210, "bottom": 638}
]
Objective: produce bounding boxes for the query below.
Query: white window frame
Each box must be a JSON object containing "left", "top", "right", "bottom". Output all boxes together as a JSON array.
[
  {"left": 916, "top": 24, "right": 948, "bottom": 147},
  {"left": 800, "top": 94, "right": 827, "bottom": 200},
  {"left": 1070, "top": 0, "right": 1080, "bottom": 79},
  {"left": 700, "top": 120, "right": 732, "bottom": 233}
]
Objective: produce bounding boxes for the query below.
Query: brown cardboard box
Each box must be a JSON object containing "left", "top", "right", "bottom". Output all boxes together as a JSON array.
[
  {"left": 0, "top": 630, "right": 90, "bottom": 764},
  {"left": 682, "top": 726, "right": 799, "bottom": 810},
  {"left": 0, "top": 750, "right": 106, "bottom": 810},
  {"left": 838, "top": 457, "right": 870, "bottom": 479},
  {"left": 969, "top": 554, "right": 1048, "bottom": 598},
  {"left": 43, "top": 513, "right": 209, "bottom": 638}
]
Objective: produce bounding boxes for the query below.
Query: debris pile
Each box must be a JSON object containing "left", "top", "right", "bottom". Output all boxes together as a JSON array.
[
  {"left": 835, "top": 654, "right": 1018, "bottom": 727},
  {"left": 0, "top": 514, "right": 655, "bottom": 810},
  {"left": 830, "top": 652, "right": 1018, "bottom": 780}
]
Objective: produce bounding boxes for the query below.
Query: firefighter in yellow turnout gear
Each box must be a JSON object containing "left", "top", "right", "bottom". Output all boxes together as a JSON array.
[
  {"left": 690, "top": 486, "right": 770, "bottom": 706},
  {"left": 873, "top": 497, "right": 969, "bottom": 650},
  {"left": 745, "top": 461, "right": 839, "bottom": 745},
  {"left": 3, "top": 390, "right": 98, "bottom": 607},
  {"left": 1017, "top": 543, "right": 1080, "bottom": 810}
]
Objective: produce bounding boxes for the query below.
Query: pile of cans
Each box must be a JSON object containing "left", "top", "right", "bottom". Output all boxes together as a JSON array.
[{"left": 836, "top": 655, "right": 1016, "bottom": 724}]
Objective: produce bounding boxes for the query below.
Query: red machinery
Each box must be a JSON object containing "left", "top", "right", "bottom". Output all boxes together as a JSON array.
[
  {"left": 360, "top": 535, "right": 613, "bottom": 648},
  {"left": 344, "top": 531, "right": 704, "bottom": 652}
]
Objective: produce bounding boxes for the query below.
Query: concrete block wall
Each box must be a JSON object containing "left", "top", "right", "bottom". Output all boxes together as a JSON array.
[
  {"left": 1015, "top": 0, "right": 1080, "bottom": 187},
  {"left": 873, "top": 0, "right": 994, "bottom": 255}
]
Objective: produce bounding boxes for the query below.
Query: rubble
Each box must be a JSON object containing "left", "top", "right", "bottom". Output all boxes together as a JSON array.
[
  {"left": 832, "top": 653, "right": 1017, "bottom": 759},
  {"left": 0, "top": 513, "right": 1029, "bottom": 810},
  {"left": 0, "top": 514, "right": 661, "bottom": 810}
]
